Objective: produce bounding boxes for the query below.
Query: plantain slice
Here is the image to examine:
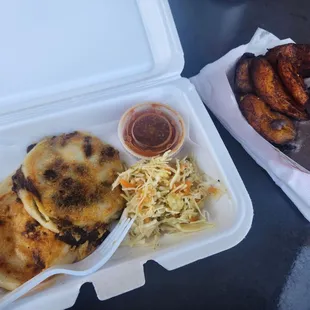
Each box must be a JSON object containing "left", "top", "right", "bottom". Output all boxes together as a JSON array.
[
  {"left": 277, "top": 54, "right": 309, "bottom": 106},
  {"left": 239, "top": 94, "right": 296, "bottom": 144},
  {"left": 265, "top": 43, "right": 300, "bottom": 70},
  {"left": 265, "top": 43, "right": 310, "bottom": 78},
  {"left": 251, "top": 57, "right": 308, "bottom": 120},
  {"left": 235, "top": 53, "right": 255, "bottom": 93}
]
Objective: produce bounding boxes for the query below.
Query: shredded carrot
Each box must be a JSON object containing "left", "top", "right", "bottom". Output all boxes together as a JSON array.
[
  {"left": 173, "top": 181, "right": 192, "bottom": 194},
  {"left": 180, "top": 163, "right": 188, "bottom": 171},
  {"left": 138, "top": 197, "right": 146, "bottom": 212},
  {"left": 184, "top": 181, "right": 192, "bottom": 195},
  {"left": 190, "top": 215, "right": 199, "bottom": 222},
  {"left": 144, "top": 218, "right": 151, "bottom": 224},
  {"left": 208, "top": 186, "right": 218, "bottom": 195},
  {"left": 120, "top": 179, "right": 135, "bottom": 189},
  {"left": 173, "top": 182, "right": 182, "bottom": 189}
]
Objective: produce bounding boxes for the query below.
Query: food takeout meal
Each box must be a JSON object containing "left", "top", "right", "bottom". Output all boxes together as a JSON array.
[
  {"left": 234, "top": 43, "right": 310, "bottom": 146},
  {"left": 0, "top": 104, "right": 225, "bottom": 291}
]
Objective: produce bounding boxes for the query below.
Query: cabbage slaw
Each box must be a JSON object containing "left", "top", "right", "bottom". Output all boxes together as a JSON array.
[{"left": 112, "top": 152, "right": 224, "bottom": 246}]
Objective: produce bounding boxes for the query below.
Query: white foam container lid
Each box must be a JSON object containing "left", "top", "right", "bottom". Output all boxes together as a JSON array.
[{"left": 0, "top": 1, "right": 253, "bottom": 309}]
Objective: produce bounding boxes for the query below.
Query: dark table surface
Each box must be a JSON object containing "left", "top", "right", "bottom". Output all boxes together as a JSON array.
[{"left": 70, "top": 1, "right": 310, "bottom": 309}]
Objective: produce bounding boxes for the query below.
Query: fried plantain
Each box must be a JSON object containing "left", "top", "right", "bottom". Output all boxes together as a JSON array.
[
  {"left": 251, "top": 57, "right": 308, "bottom": 120},
  {"left": 265, "top": 43, "right": 300, "bottom": 70},
  {"left": 239, "top": 94, "right": 296, "bottom": 144},
  {"left": 265, "top": 43, "right": 310, "bottom": 78},
  {"left": 235, "top": 53, "right": 255, "bottom": 93},
  {"left": 277, "top": 54, "right": 309, "bottom": 106}
]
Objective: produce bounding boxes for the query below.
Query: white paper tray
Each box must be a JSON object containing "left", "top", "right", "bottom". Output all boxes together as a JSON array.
[
  {"left": 0, "top": 1, "right": 253, "bottom": 308},
  {"left": 191, "top": 28, "right": 310, "bottom": 222}
]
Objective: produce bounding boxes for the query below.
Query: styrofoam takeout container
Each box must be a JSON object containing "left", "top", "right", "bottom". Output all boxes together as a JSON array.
[{"left": 0, "top": 1, "right": 253, "bottom": 309}]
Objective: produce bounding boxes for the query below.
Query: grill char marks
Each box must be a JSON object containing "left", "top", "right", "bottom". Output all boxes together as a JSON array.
[
  {"left": 32, "top": 250, "right": 46, "bottom": 272},
  {"left": 83, "top": 136, "right": 93, "bottom": 158},
  {"left": 22, "top": 220, "right": 41, "bottom": 240},
  {"left": 43, "top": 169, "right": 58, "bottom": 182},
  {"left": 92, "top": 229, "right": 110, "bottom": 248},
  {"left": 12, "top": 167, "right": 41, "bottom": 201},
  {"left": 25, "top": 220, "right": 40, "bottom": 233},
  {"left": 100, "top": 145, "right": 118, "bottom": 164},
  {"left": 48, "top": 159, "right": 69, "bottom": 177},
  {"left": 54, "top": 178, "right": 86, "bottom": 208},
  {"left": 60, "top": 131, "right": 78, "bottom": 147},
  {"left": 25, "top": 178, "right": 41, "bottom": 201},
  {"left": 53, "top": 178, "right": 110, "bottom": 210},
  {"left": 26, "top": 143, "right": 37, "bottom": 153},
  {"left": 75, "top": 164, "right": 88, "bottom": 176},
  {"left": 61, "top": 177, "right": 74, "bottom": 189},
  {"left": 55, "top": 224, "right": 109, "bottom": 247},
  {"left": 12, "top": 167, "right": 26, "bottom": 194}
]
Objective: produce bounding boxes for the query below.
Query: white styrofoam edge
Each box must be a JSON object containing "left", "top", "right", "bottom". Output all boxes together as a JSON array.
[
  {"left": 7, "top": 279, "right": 84, "bottom": 310},
  {"left": 92, "top": 260, "right": 146, "bottom": 301},
  {"left": 137, "top": 0, "right": 184, "bottom": 80},
  {"left": 0, "top": 0, "right": 184, "bottom": 117}
]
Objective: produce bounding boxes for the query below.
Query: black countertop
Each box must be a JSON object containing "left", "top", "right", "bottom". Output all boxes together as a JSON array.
[{"left": 70, "top": 1, "right": 310, "bottom": 309}]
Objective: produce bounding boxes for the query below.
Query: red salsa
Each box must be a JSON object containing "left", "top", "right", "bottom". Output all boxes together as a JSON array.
[{"left": 122, "top": 104, "right": 183, "bottom": 157}]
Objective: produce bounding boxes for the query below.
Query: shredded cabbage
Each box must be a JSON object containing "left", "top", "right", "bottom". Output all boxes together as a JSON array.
[{"left": 112, "top": 151, "right": 224, "bottom": 246}]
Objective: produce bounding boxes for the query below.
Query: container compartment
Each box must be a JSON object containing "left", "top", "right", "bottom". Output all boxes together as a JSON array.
[{"left": 0, "top": 78, "right": 252, "bottom": 309}]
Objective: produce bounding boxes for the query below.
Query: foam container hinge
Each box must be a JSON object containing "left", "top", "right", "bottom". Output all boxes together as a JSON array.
[{"left": 0, "top": 1, "right": 253, "bottom": 309}]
